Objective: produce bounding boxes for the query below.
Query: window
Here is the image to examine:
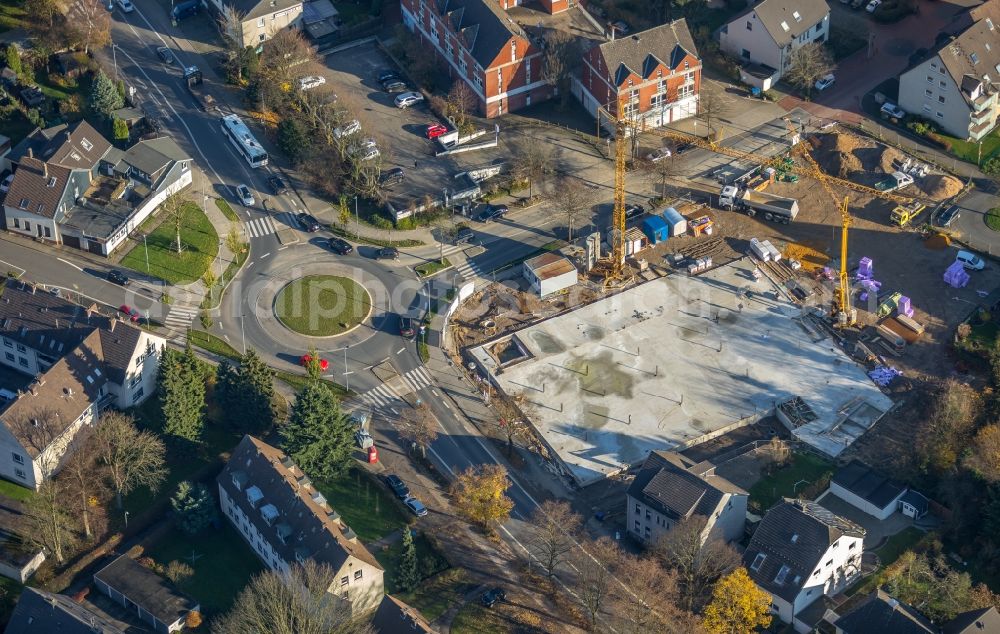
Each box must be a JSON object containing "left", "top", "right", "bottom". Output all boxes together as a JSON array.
[
  {"left": 679, "top": 84, "right": 694, "bottom": 99},
  {"left": 826, "top": 559, "right": 833, "bottom": 567},
  {"left": 634, "top": 504, "right": 640, "bottom": 514},
  {"left": 780, "top": 21, "right": 789, "bottom": 32},
  {"left": 474, "top": 73, "right": 484, "bottom": 89},
  {"left": 939, "top": 95, "right": 946, "bottom": 103},
  {"left": 14, "top": 469, "right": 25, "bottom": 480},
  {"left": 23, "top": 221, "right": 29, "bottom": 232},
  {"left": 657, "top": 79, "right": 666, "bottom": 93},
  {"left": 741, "top": 49, "right": 750, "bottom": 60},
  {"left": 11, "top": 453, "right": 23, "bottom": 465},
  {"left": 11, "top": 218, "right": 18, "bottom": 229},
  {"left": 925, "top": 89, "right": 933, "bottom": 97},
  {"left": 645, "top": 510, "right": 651, "bottom": 520},
  {"left": 972, "top": 53, "right": 980, "bottom": 65},
  {"left": 927, "top": 75, "right": 934, "bottom": 83},
  {"left": 774, "top": 565, "right": 791, "bottom": 585},
  {"left": 3, "top": 353, "right": 12, "bottom": 363},
  {"left": 129, "top": 374, "right": 142, "bottom": 389},
  {"left": 792, "top": 10, "right": 801, "bottom": 21},
  {"left": 630, "top": 89, "right": 639, "bottom": 102},
  {"left": 259, "top": 34, "right": 266, "bottom": 43},
  {"left": 939, "top": 65, "right": 946, "bottom": 74},
  {"left": 131, "top": 387, "right": 144, "bottom": 403},
  {"left": 651, "top": 93, "right": 665, "bottom": 108},
  {"left": 848, "top": 542, "right": 856, "bottom": 550},
  {"left": 922, "top": 104, "right": 932, "bottom": 113},
  {"left": 459, "top": 57, "right": 467, "bottom": 75},
  {"left": 257, "top": 17, "right": 265, "bottom": 27},
  {"left": 446, "top": 40, "right": 453, "bottom": 57},
  {"left": 750, "top": 553, "right": 766, "bottom": 571},
  {"left": 496, "top": 68, "right": 502, "bottom": 88},
  {"left": 940, "top": 80, "right": 947, "bottom": 88},
  {"left": 354, "top": 570, "right": 363, "bottom": 580},
  {"left": 18, "top": 357, "right": 27, "bottom": 368},
  {"left": 746, "top": 21, "right": 752, "bottom": 31},
  {"left": 341, "top": 576, "right": 349, "bottom": 586},
  {"left": 634, "top": 520, "right": 640, "bottom": 530},
  {"left": 2, "top": 339, "right": 9, "bottom": 348},
  {"left": 930, "top": 62, "right": 937, "bottom": 69},
  {"left": 937, "top": 111, "right": 944, "bottom": 118},
  {"left": 510, "top": 40, "right": 516, "bottom": 63},
  {"left": 43, "top": 226, "right": 50, "bottom": 238}
]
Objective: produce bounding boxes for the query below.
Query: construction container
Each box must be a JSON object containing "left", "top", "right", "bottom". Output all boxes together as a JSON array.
[
  {"left": 641, "top": 215, "right": 670, "bottom": 244},
  {"left": 624, "top": 227, "right": 647, "bottom": 256},
  {"left": 661, "top": 207, "right": 687, "bottom": 237},
  {"left": 895, "top": 314, "right": 925, "bottom": 335},
  {"left": 877, "top": 324, "right": 906, "bottom": 348},
  {"left": 749, "top": 238, "right": 771, "bottom": 262},
  {"left": 761, "top": 240, "right": 782, "bottom": 262}
]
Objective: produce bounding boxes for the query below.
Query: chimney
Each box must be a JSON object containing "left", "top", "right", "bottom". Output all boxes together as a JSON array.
[
  {"left": 109, "top": 318, "right": 116, "bottom": 333},
  {"left": 27, "top": 147, "right": 32, "bottom": 159},
  {"left": 65, "top": 130, "right": 71, "bottom": 141},
  {"left": 42, "top": 162, "right": 47, "bottom": 178}
]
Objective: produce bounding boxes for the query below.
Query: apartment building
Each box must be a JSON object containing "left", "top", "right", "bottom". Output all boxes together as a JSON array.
[{"left": 207, "top": 0, "right": 304, "bottom": 48}]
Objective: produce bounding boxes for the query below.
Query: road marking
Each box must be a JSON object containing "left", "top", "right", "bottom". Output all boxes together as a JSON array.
[
  {"left": 0, "top": 260, "right": 25, "bottom": 277},
  {"left": 443, "top": 401, "right": 450, "bottom": 409},
  {"left": 432, "top": 389, "right": 439, "bottom": 397},
  {"left": 260, "top": 252, "right": 271, "bottom": 259},
  {"left": 391, "top": 408, "right": 399, "bottom": 416},
  {"left": 57, "top": 258, "right": 83, "bottom": 271},
  {"left": 396, "top": 347, "right": 405, "bottom": 354}
]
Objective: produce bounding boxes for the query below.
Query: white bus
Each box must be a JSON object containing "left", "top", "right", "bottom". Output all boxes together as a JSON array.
[{"left": 220, "top": 114, "right": 268, "bottom": 168}]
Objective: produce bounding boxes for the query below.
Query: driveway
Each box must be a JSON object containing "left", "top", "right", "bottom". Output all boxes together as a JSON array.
[{"left": 816, "top": 491, "right": 915, "bottom": 549}]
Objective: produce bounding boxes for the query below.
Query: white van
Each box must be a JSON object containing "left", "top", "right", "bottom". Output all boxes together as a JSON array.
[{"left": 957, "top": 250, "right": 985, "bottom": 271}]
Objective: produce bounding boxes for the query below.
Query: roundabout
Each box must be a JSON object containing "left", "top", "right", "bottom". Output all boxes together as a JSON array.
[{"left": 274, "top": 275, "right": 371, "bottom": 337}]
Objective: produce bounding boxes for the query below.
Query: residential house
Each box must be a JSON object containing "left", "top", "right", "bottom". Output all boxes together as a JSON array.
[
  {"left": 371, "top": 594, "right": 434, "bottom": 633},
  {"left": 828, "top": 460, "right": 929, "bottom": 520},
  {"left": 218, "top": 435, "right": 385, "bottom": 616},
  {"left": 93, "top": 555, "right": 200, "bottom": 634},
  {"left": 400, "top": 0, "right": 551, "bottom": 117},
  {"left": 897, "top": 6, "right": 1000, "bottom": 140},
  {"left": 833, "top": 589, "right": 937, "bottom": 634},
  {"left": 0, "top": 522, "right": 45, "bottom": 583},
  {"left": 206, "top": 0, "right": 304, "bottom": 48},
  {"left": 719, "top": 0, "right": 830, "bottom": 90},
  {"left": 0, "top": 279, "right": 165, "bottom": 489},
  {"left": 5, "top": 587, "right": 127, "bottom": 634},
  {"left": 625, "top": 450, "right": 747, "bottom": 545},
  {"left": 4, "top": 120, "right": 192, "bottom": 256},
  {"left": 744, "top": 499, "right": 865, "bottom": 633},
  {"left": 945, "top": 606, "right": 1000, "bottom": 633},
  {"left": 576, "top": 19, "right": 701, "bottom": 133}
]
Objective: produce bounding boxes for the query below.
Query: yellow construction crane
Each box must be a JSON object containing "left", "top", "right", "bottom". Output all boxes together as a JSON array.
[{"left": 594, "top": 103, "right": 630, "bottom": 286}]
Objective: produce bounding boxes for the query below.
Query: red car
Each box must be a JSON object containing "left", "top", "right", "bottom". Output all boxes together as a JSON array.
[
  {"left": 300, "top": 354, "right": 329, "bottom": 371},
  {"left": 426, "top": 124, "right": 448, "bottom": 139},
  {"left": 119, "top": 304, "right": 140, "bottom": 323}
]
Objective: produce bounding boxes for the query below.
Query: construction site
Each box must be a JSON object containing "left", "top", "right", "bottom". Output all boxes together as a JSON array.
[{"left": 446, "top": 110, "right": 1000, "bottom": 486}]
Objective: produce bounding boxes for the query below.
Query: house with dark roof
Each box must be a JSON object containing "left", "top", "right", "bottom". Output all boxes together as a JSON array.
[
  {"left": 626, "top": 450, "right": 746, "bottom": 546},
  {"left": 218, "top": 435, "right": 385, "bottom": 616},
  {"left": 400, "top": 0, "right": 552, "bottom": 118},
  {"left": 4, "top": 120, "right": 192, "bottom": 256},
  {"left": 744, "top": 499, "right": 865, "bottom": 633},
  {"left": 0, "top": 279, "right": 165, "bottom": 489},
  {"left": 718, "top": 0, "right": 830, "bottom": 90},
  {"left": 833, "top": 589, "right": 937, "bottom": 634},
  {"left": 371, "top": 594, "right": 434, "bottom": 633},
  {"left": 945, "top": 606, "right": 1000, "bottom": 633},
  {"left": 898, "top": 1, "right": 1000, "bottom": 141},
  {"left": 829, "top": 460, "right": 907, "bottom": 520},
  {"left": 576, "top": 19, "right": 701, "bottom": 133},
  {"left": 94, "top": 555, "right": 199, "bottom": 633},
  {"left": 5, "top": 586, "right": 128, "bottom": 634},
  {"left": 204, "top": 0, "right": 305, "bottom": 49}
]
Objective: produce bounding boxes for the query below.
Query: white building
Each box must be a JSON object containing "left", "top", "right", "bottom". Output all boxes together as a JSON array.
[
  {"left": 719, "top": 0, "right": 830, "bottom": 89},
  {"left": 523, "top": 252, "right": 577, "bottom": 298},
  {"left": 218, "top": 435, "right": 385, "bottom": 616},
  {"left": 206, "top": 0, "right": 304, "bottom": 49},
  {"left": 744, "top": 499, "right": 865, "bottom": 633},
  {"left": 0, "top": 280, "right": 164, "bottom": 489},
  {"left": 828, "top": 460, "right": 907, "bottom": 521}
]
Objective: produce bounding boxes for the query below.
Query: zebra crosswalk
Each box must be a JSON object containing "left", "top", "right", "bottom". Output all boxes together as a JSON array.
[
  {"left": 452, "top": 257, "right": 483, "bottom": 281},
  {"left": 244, "top": 215, "right": 278, "bottom": 239},
  {"left": 163, "top": 305, "right": 199, "bottom": 342},
  {"left": 358, "top": 366, "right": 436, "bottom": 409}
]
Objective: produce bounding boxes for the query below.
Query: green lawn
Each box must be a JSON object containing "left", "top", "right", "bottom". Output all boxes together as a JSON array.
[
  {"left": 0, "top": 110, "right": 36, "bottom": 146},
  {"left": 315, "top": 469, "right": 408, "bottom": 543},
  {"left": 328, "top": 223, "right": 423, "bottom": 248},
  {"left": 374, "top": 531, "right": 450, "bottom": 594},
  {"left": 120, "top": 202, "right": 219, "bottom": 284},
  {"left": 214, "top": 198, "right": 239, "bottom": 222},
  {"left": 987, "top": 208, "right": 1000, "bottom": 232},
  {"left": 0, "top": 478, "right": 33, "bottom": 503},
  {"left": 147, "top": 522, "right": 264, "bottom": 616},
  {"left": 275, "top": 275, "right": 370, "bottom": 336},
  {"left": 875, "top": 527, "right": 925, "bottom": 567},
  {"left": 397, "top": 568, "right": 473, "bottom": 624},
  {"left": 749, "top": 452, "right": 834, "bottom": 513},
  {"left": 941, "top": 127, "right": 1000, "bottom": 165},
  {"left": 0, "top": 577, "right": 22, "bottom": 626},
  {"left": 0, "top": 1, "right": 27, "bottom": 32},
  {"left": 189, "top": 329, "right": 241, "bottom": 361},
  {"left": 415, "top": 258, "right": 451, "bottom": 278},
  {"left": 451, "top": 600, "right": 511, "bottom": 634}
]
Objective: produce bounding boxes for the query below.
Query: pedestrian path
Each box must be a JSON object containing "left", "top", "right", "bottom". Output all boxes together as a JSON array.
[
  {"left": 452, "top": 257, "right": 484, "bottom": 281},
  {"left": 163, "top": 305, "right": 199, "bottom": 343},
  {"left": 244, "top": 215, "right": 278, "bottom": 239},
  {"left": 355, "top": 366, "right": 436, "bottom": 410}
]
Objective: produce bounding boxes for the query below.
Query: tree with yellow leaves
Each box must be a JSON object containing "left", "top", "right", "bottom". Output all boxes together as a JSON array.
[
  {"left": 702, "top": 567, "right": 772, "bottom": 634},
  {"left": 450, "top": 464, "right": 514, "bottom": 534}
]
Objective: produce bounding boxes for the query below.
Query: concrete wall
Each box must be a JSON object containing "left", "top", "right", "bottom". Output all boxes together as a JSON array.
[
  {"left": 0, "top": 548, "right": 44, "bottom": 583},
  {"left": 3, "top": 208, "right": 57, "bottom": 243},
  {"left": 828, "top": 482, "right": 900, "bottom": 521},
  {"left": 104, "top": 163, "right": 193, "bottom": 255}
]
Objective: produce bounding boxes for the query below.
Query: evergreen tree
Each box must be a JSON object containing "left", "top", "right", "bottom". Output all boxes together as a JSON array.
[
  {"left": 5, "top": 45, "right": 21, "bottom": 78},
  {"left": 215, "top": 360, "right": 240, "bottom": 419},
  {"left": 281, "top": 379, "right": 353, "bottom": 481},
  {"left": 277, "top": 118, "right": 307, "bottom": 165},
  {"left": 112, "top": 117, "right": 129, "bottom": 141},
  {"left": 397, "top": 528, "right": 419, "bottom": 592},
  {"left": 159, "top": 346, "right": 205, "bottom": 443},
  {"left": 170, "top": 481, "right": 216, "bottom": 535},
  {"left": 115, "top": 78, "right": 126, "bottom": 101},
  {"left": 216, "top": 352, "right": 274, "bottom": 433},
  {"left": 89, "top": 70, "right": 123, "bottom": 119}
]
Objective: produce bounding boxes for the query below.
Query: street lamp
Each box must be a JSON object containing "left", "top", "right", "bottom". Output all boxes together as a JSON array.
[
  {"left": 343, "top": 345, "right": 350, "bottom": 391},
  {"left": 354, "top": 196, "right": 359, "bottom": 240},
  {"left": 142, "top": 233, "right": 149, "bottom": 274},
  {"left": 240, "top": 313, "right": 246, "bottom": 354},
  {"left": 124, "top": 510, "right": 129, "bottom": 528}
]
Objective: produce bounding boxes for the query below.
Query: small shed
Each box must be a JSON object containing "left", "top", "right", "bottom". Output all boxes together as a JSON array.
[
  {"left": 829, "top": 460, "right": 906, "bottom": 520},
  {"left": 523, "top": 252, "right": 577, "bottom": 298},
  {"left": 898, "top": 490, "right": 929, "bottom": 519},
  {"left": 641, "top": 215, "right": 669, "bottom": 245},
  {"left": 624, "top": 227, "right": 647, "bottom": 257},
  {"left": 111, "top": 106, "right": 146, "bottom": 129},
  {"left": 661, "top": 207, "right": 687, "bottom": 237},
  {"left": 55, "top": 53, "right": 86, "bottom": 79}
]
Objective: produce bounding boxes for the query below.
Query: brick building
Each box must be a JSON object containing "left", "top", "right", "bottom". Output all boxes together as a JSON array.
[
  {"left": 575, "top": 19, "right": 700, "bottom": 133},
  {"left": 400, "top": 0, "right": 553, "bottom": 118}
]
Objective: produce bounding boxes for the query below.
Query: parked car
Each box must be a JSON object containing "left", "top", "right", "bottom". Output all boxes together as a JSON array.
[
  {"left": 156, "top": 47, "right": 173, "bottom": 63},
  {"left": 0, "top": 173, "right": 13, "bottom": 194},
  {"left": 107, "top": 270, "right": 129, "bottom": 286},
  {"left": 327, "top": 237, "right": 353, "bottom": 254},
  {"left": 300, "top": 354, "right": 329, "bottom": 371},
  {"left": 850, "top": 0, "right": 865, "bottom": 8},
  {"left": 376, "top": 246, "right": 399, "bottom": 260},
  {"left": 880, "top": 102, "right": 906, "bottom": 119},
  {"left": 477, "top": 203, "right": 508, "bottom": 223},
  {"left": 394, "top": 91, "right": 424, "bottom": 109},
  {"left": 296, "top": 213, "right": 321, "bottom": 232},
  {"left": 646, "top": 147, "right": 671, "bottom": 162},
  {"left": 354, "top": 429, "right": 373, "bottom": 448},
  {"left": 399, "top": 316, "right": 415, "bottom": 337},
  {"left": 266, "top": 175, "right": 288, "bottom": 195},
  {"left": 454, "top": 226, "right": 475, "bottom": 245},
  {"left": 937, "top": 205, "right": 960, "bottom": 227},
  {"left": 673, "top": 142, "right": 693, "bottom": 156},
  {"left": 426, "top": 123, "right": 448, "bottom": 139},
  {"left": 379, "top": 167, "right": 405, "bottom": 187},
  {"left": 957, "top": 250, "right": 985, "bottom": 271},
  {"left": 118, "top": 305, "right": 140, "bottom": 323},
  {"left": 382, "top": 78, "right": 406, "bottom": 93},
  {"left": 333, "top": 119, "right": 361, "bottom": 139},
  {"left": 814, "top": 73, "right": 836, "bottom": 91},
  {"left": 866, "top": 0, "right": 881, "bottom": 12},
  {"left": 383, "top": 474, "right": 410, "bottom": 499},
  {"left": 624, "top": 203, "right": 645, "bottom": 220},
  {"left": 236, "top": 184, "right": 254, "bottom": 206},
  {"left": 404, "top": 497, "right": 428, "bottom": 517},
  {"left": 481, "top": 588, "right": 507, "bottom": 608},
  {"left": 298, "top": 75, "right": 326, "bottom": 91},
  {"left": 117, "top": 0, "right": 134, "bottom": 12},
  {"left": 377, "top": 69, "right": 398, "bottom": 83},
  {"left": 351, "top": 145, "right": 380, "bottom": 161}
]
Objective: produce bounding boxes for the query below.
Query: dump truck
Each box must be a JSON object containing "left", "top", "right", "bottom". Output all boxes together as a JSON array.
[
  {"left": 183, "top": 66, "right": 217, "bottom": 112},
  {"left": 874, "top": 171, "right": 914, "bottom": 193},
  {"left": 719, "top": 185, "right": 799, "bottom": 223},
  {"left": 889, "top": 201, "right": 927, "bottom": 227}
]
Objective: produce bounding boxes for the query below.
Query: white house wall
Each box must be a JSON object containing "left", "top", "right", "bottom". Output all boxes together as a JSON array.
[
  {"left": 898, "top": 55, "right": 998, "bottom": 140},
  {"left": 720, "top": 11, "right": 829, "bottom": 79},
  {"left": 104, "top": 163, "right": 192, "bottom": 255},
  {"left": 828, "top": 483, "right": 899, "bottom": 520}
]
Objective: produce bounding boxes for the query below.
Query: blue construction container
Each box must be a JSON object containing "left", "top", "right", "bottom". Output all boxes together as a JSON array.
[
  {"left": 641, "top": 215, "right": 669, "bottom": 245},
  {"left": 661, "top": 207, "right": 687, "bottom": 237}
]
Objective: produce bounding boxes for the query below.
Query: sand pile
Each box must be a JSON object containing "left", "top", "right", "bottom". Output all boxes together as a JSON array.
[
  {"left": 878, "top": 147, "right": 904, "bottom": 173},
  {"left": 811, "top": 133, "right": 864, "bottom": 178},
  {"left": 924, "top": 233, "right": 951, "bottom": 250},
  {"left": 922, "top": 174, "right": 963, "bottom": 201}
]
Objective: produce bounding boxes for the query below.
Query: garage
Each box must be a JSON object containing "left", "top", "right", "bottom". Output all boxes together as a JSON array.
[
  {"left": 87, "top": 239, "right": 105, "bottom": 256},
  {"left": 62, "top": 235, "right": 81, "bottom": 249}
]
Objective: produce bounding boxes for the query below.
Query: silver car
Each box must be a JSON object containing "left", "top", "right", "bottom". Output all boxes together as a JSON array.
[
  {"left": 394, "top": 91, "right": 424, "bottom": 109},
  {"left": 236, "top": 184, "right": 255, "bottom": 206}
]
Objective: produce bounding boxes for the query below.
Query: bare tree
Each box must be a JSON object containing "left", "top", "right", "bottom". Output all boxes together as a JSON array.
[
  {"left": 643, "top": 154, "right": 679, "bottom": 199},
  {"left": 68, "top": 0, "right": 111, "bottom": 54},
  {"left": 697, "top": 83, "right": 726, "bottom": 141},
  {"left": 511, "top": 142, "right": 557, "bottom": 199},
  {"left": 492, "top": 395, "right": 529, "bottom": 457},
  {"left": 547, "top": 175, "right": 594, "bottom": 241},
  {"left": 62, "top": 429, "right": 110, "bottom": 540},
  {"left": 655, "top": 516, "right": 741, "bottom": 612},
  {"left": 218, "top": 5, "right": 248, "bottom": 82},
  {"left": 213, "top": 560, "right": 375, "bottom": 634},
  {"left": 18, "top": 479, "right": 77, "bottom": 563},
  {"left": 6, "top": 406, "right": 68, "bottom": 479},
  {"left": 784, "top": 43, "right": 834, "bottom": 98},
  {"left": 446, "top": 81, "right": 476, "bottom": 133},
  {"left": 258, "top": 29, "right": 319, "bottom": 95},
  {"left": 527, "top": 499, "right": 582, "bottom": 579},
  {"left": 94, "top": 412, "right": 167, "bottom": 509},
  {"left": 160, "top": 194, "right": 186, "bottom": 254},
  {"left": 541, "top": 30, "right": 578, "bottom": 107},
  {"left": 610, "top": 555, "right": 698, "bottom": 634},
  {"left": 396, "top": 403, "right": 438, "bottom": 458},
  {"left": 573, "top": 536, "right": 620, "bottom": 631}
]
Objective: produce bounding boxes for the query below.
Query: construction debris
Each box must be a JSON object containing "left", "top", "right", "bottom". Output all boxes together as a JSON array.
[{"left": 868, "top": 365, "right": 902, "bottom": 387}]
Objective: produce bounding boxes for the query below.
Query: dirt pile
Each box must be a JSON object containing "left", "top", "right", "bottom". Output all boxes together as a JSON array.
[
  {"left": 922, "top": 174, "right": 963, "bottom": 201},
  {"left": 924, "top": 233, "right": 951, "bottom": 250},
  {"left": 878, "top": 147, "right": 904, "bottom": 173},
  {"left": 811, "top": 133, "right": 864, "bottom": 178}
]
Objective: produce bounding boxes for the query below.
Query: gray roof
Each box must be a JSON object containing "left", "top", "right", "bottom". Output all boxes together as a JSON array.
[
  {"left": 834, "top": 589, "right": 937, "bottom": 634},
  {"left": 945, "top": 606, "right": 1000, "bottom": 633},
  {"left": 94, "top": 555, "right": 198, "bottom": 628},
  {"left": 433, "top": 0, "right": 527, "bottom": 68},
  {"left": 743, "top": 499, "right": 865, "bottom": 602},
  {"left": 371, "top": 595, "right": 434, "bottom": 634},
  {"left": 229, "top": 0, "right": 303, "bottom": 22},
  {"left": 4, "top": 156, "right": 73, "bottom": 220},
  {"left": 120, "top": 138, "right": 183, "bottom": 181},
  {"left": 594, "top": 19, "right": 699, "bottom": 86},
  {"left": 932, "top": 11, "right": 1000, "bottom": 107},
  {"left": 899, "top": 489, "right": 929, "bottom": 515},
  {"left": 729, "top": 0, "right": 829, "bottom": 48},
  {"left": 832, "top": 460, "right": 906, "bottom": 510},
  {"left": 627, "top": 450, "right": 744, "bottom": 521},
  {"left": 5, "top": 587, "right": 127, "bottom": 634},
  {"left": 29, "top": 120, "right": 110, "bottom": 171}
]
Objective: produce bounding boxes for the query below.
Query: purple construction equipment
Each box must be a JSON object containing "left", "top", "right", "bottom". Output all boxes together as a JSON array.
[
  {"left": 859, "top": 278, "right": 882, "bottom": 303},
  {"left": 856, "top": 257, "right": 873, "bottom": 281},
  {"left": 944, "top": 261, "right": 970, "bottom": 288},
  {"left": 897, "top": 295, "right": 914, "bottom": 318}
]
